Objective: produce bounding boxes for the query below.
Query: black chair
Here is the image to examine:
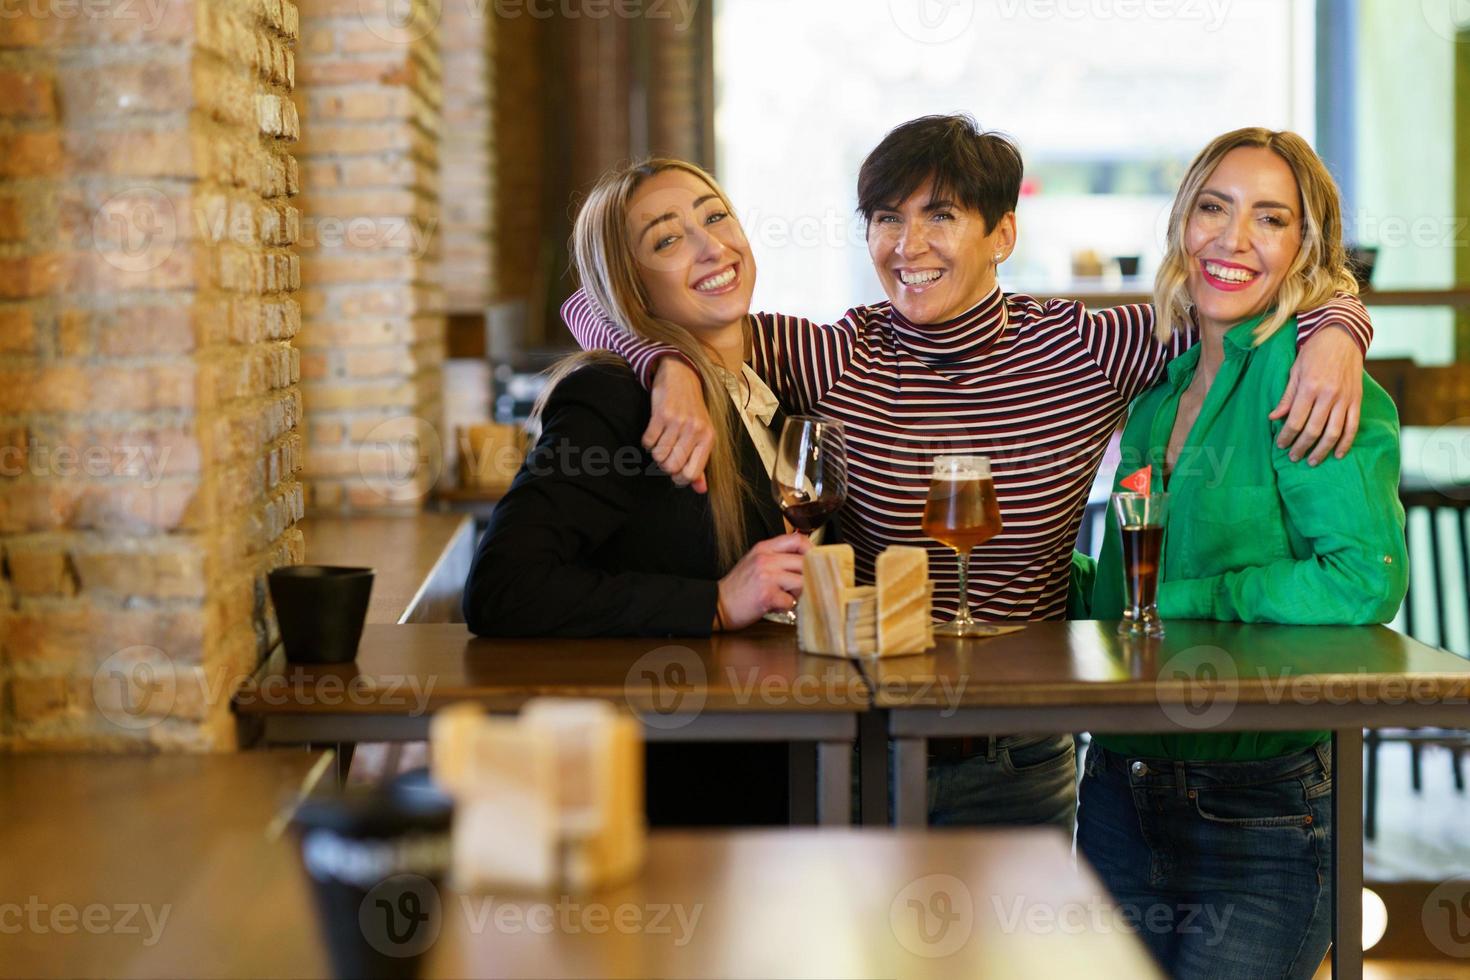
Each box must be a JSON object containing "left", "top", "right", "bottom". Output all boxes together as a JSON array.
[{"left": 1365, "top": 484, "right": 1470, "bottom": 840}]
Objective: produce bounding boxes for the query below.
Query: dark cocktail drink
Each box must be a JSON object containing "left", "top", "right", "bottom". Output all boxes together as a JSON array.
[{"left": 1112, "top": 493, "right": 1169, "bottom": 638}]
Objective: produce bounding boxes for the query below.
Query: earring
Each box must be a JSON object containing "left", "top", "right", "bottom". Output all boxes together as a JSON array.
[{"left": 993, "top": 251, "right": 1003, "bottom": 263}]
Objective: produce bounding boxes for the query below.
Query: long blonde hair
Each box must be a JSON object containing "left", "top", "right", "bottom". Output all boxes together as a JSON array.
[
  {"left": 538, "top": 159, "right": 752, "bottom": 571},
  {"left": 1153, "top": 128, "right": 1358, "bottom": 345}
]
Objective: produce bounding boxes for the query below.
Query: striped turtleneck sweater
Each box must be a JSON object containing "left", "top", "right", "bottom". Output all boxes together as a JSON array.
[{"left": 562, "top": 289, "right": 1372, "bottom": 622}]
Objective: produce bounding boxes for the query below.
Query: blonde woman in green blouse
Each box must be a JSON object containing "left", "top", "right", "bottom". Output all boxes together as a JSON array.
[{"left": 1077, "top": 129, "right": 1408, "bottom": 980}]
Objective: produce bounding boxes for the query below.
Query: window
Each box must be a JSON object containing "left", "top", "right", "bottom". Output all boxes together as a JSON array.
[{"left": 715, "top": 0, "right": 1315, "bottom": 321}]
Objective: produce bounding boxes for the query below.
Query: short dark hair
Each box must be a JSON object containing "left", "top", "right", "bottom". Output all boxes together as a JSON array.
[{"left": 856, "top": 115, "right": 1023, "bottom": 233}]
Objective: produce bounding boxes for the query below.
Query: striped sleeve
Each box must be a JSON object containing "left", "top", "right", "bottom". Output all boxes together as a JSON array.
[
  {"left": 748, "top": 308, "right": 862, "bottom": 413},
  {"left": 1075, "top": 289, "right": 1373, "bottom": 405},
  {"left": 1294, "top": 291, "right": 1373, "bottom": 354},
  {"left": 1073, "top": 301, "right": 1181, "bottom": 404},
  {"left": 560, "top": 289, "right": 691, "bottom": 388}
]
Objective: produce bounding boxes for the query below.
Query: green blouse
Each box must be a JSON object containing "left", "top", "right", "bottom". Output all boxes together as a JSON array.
[{"left": 1088, "top": 311, "right": 1408, "bottom": 761}]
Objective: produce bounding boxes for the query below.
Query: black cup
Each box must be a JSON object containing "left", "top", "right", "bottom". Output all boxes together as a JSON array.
[
  {"left": 269, "top": 566, "right": 374, "bottom": 664},
  {"left": 1115, "top": 255, "right": 1141, "bottom": 278},
  {"left": 292, "top": 783, "right": 454, "bottom": 980}
]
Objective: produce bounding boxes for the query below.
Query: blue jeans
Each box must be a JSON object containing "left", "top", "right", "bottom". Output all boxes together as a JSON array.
[
  {"left": 1077, "top": 742, "right": 1333, "bottom": 980},
  {"left": 925, "top": 734, "right": 1077, "bottom": 833}
]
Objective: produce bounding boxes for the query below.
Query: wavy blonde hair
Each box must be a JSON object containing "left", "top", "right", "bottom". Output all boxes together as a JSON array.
[
  {"left": 1153, "top": 128, "right": 1358, "bottom": 345},
  {"left": 536, "top": 159, "right": 753, "bottom": 571}
]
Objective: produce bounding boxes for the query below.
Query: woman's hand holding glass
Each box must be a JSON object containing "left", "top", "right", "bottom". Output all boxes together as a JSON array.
[{"left": 716, "top": 532, "right": 811, "bottom": 629}]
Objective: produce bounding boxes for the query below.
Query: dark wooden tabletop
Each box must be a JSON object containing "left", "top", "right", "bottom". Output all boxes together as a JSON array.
[
  {"left": 0, "top": 751, "right": 332, "bottom": 979},
  {"left": 299, "top": 513, "right": 475, "bottom": 624},
  {"left": 426, "top": 828, "right": 1158, "bottom": 979},
  {"left": 862, "top": 620, "right": 1470, "bottom": 709},
  {"left": 235, "top": 622, "right": 869, "bottom": 716}
]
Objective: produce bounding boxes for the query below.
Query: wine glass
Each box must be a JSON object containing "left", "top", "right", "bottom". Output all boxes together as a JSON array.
[
  {"left": 766, "top": 416, "right": 847, "bottom": 625},
  {"left": 922, "top": 455, "right": 1002, "bottom": 637}
]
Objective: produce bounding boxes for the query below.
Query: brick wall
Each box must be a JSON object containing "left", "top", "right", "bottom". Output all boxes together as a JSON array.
[
  {"left": 294, "top": 0, "right": 445, "bottom": 511},
  {"left": 0, "top": 0, "right": 305, "bottom": 750}
]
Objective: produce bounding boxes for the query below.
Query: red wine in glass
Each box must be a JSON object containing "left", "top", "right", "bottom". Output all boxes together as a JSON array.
[{"left": 779, "top": 490, "right": 843, "bottom": 535}]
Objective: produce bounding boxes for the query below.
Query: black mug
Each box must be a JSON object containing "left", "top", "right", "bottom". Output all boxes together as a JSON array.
[
  {"left": 292, "top": 782, "right": 454, "bottom": 980},
  {"left": 268, "top": 565, "right": 374, "bottom": 664}
]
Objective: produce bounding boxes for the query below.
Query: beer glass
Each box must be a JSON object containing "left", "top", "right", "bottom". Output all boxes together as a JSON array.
[
  {"left": 1111, "top": 492, "right": 1169, "bottom": 638},
  {"left": 766, "top": 416, "right": 847, "bottom": 625},
  {"left": 923, "top": 455, "right": 1002, "bottom": 637}
]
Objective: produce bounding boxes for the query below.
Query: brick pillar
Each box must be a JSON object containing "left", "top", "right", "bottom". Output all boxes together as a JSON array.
[
  {"left": 294, "top": 0, "right": 445, "bottom": 511},
  {"left": 0, "top": 0, "right": 305, "bottom": 750}
]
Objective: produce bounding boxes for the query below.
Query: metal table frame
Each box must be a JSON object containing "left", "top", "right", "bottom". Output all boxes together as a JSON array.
[
  {"left": 880, "top": 701, "right": 1470, "bottom": 979},
  {"left": 252, "top": 709, "right": 858, "bottom": 826}
]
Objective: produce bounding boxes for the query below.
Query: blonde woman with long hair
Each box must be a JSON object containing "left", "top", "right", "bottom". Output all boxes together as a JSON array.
[
  {"left": 1077, "top": 129, "right": 1407, "bottom": 978},
  {"left": 462, "top": 159, "right": 811, "bottom": 824}
]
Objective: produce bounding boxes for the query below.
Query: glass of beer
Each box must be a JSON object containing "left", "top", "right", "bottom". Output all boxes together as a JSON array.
[
  {"left": 1111, "top": 492, "right": 1169, "bottom": 638},
  {"left": 923, "top": 455, "right": 1002, "bottom": 637}
]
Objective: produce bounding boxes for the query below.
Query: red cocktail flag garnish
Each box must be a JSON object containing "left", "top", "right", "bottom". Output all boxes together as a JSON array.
[{"left": 1120, "top": 466, "right": 1152, "bottom": 494}]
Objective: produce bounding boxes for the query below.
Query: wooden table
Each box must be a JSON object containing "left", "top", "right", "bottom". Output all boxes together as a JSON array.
[
  {"left": 299, "top": 513, "right": 477, "bottom": 624},
  {"left": 235, "top": 622, "right": 867, "bottom": 825},
  {"left": 0, "top": 759, "right": 1158, "bottom": 979},
  {"left": 863, "top": 619, "right": 1470, "bottom": 979},
  {"left": 428, "top": 829, "right": 1160, "bottom": 978},
  {"left": 0, "top": 751, "right": 333, "bottom": 979}
]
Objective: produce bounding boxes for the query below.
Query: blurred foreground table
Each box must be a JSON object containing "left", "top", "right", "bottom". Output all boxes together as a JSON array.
[
  {"left": 0, "top": 751, "right": 333, "bottom": 979},
  {"left": 236, "top": 622, "right": 865, "bottom": 824},
  {"left": 0, "top": 756, "right": 1158, "bottom": 980},
  {"left": 863, "top": 620, "right": 1470, "bottom": 979},
  {"left": 428, "top": 829, "right": 1160, "bottom": 979}
]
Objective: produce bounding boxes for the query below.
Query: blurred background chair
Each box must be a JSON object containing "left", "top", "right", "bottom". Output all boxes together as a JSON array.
[{"left": 1367, "top": 483, "right": 1470, "bottom": 840}]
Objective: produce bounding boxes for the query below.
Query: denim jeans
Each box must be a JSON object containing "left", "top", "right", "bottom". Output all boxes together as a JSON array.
[
  {"left": 1077, "top": 742, "right": 1333, "bottom": 980},
  {"left": 925, "top": 734, "right": 1078, "bottom": 833}
]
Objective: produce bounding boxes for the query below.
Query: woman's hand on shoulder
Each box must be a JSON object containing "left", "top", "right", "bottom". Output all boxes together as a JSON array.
[
  {"left": 1270, "top": 327, "right": 1363, "bottom": 466},
  {"left": 646, "top": 358, "right": 715, "bottom": 494},
  {"left": 716, "top": 533, "right": 812, "bottom": 630}
]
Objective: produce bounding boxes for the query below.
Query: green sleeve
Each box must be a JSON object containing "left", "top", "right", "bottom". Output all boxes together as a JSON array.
[
  {"left": 1066, "top": 549, "right": 1097, "bottom": 620},
  {"left": 1158, "top": 386, "right": 1408, "bottom": 625}
]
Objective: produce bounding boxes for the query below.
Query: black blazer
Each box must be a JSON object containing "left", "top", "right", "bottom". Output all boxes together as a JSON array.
[{"left": 463, "top": 362, "right": 787, "bottom": 637}]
